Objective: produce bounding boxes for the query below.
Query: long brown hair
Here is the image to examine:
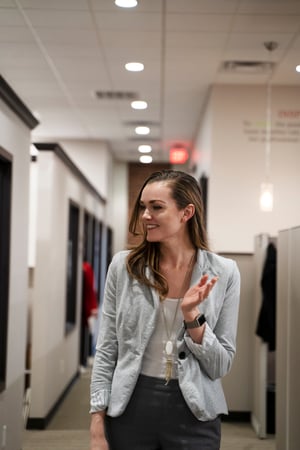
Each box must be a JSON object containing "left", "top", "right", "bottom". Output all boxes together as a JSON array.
[{"left": 126, "top": 170, "right": 209, "bottom": 297}]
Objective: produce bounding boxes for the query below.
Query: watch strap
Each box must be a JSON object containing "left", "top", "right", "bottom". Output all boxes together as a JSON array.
[{"left": 184, "top": 313, "right": 206, "bottom": 329}]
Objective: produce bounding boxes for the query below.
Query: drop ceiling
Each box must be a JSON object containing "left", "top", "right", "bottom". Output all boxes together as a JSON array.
[{"left": 0, "top": 0, "right": 299, "bottom": 163}]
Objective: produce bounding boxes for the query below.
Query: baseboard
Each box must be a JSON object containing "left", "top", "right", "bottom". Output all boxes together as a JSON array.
[
  {"left": 26, "top": 371, "right": 79, "bottom": 430},
  {"left": 222, "top": 411, "right": 251, "bottom": 422}
]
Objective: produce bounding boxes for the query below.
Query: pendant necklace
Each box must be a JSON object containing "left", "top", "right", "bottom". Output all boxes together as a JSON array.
[
  {"left": 160, "top": 252, "right": 196, "bottom": 384},
  {"left": 161, "top": 297, "right": 181, "bottom": 384}
]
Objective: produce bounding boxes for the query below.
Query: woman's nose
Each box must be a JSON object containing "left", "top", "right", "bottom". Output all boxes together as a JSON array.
[{"left": 142, "top": 208, "right": 151, "bottom": 219}]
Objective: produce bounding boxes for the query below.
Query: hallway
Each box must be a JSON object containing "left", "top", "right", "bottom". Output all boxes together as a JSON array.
[{"left": 22, "top": 369, "right": 276, "bottom": 450}]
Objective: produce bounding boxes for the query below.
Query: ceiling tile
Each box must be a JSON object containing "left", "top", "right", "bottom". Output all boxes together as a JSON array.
[
  {"left": 34, "top": 28, "right": 98, "bottom": 44},
  {"left": 94, "top": 11, "right": 161, "bottom": 31},
  {"left": 225, "top": 32, "right": 294, "bottom": 52},
  {"left": 166, "top": 31, "right": 228, "bottom": 49},
  {"left": 0, "top": 26, "right": 34, "bottom": 42},
  {"left": 166, "top": 13, "right": 233, "bottom": 32},
  {"left": 0, "top": 0, "right": 299, "bottom": 163},
  {"left": 291, "top": 35, "right": 300, "bottom": 49},
  {"left": 0, "top": 8, "right": 25, "bottom": 25},
  {"left": 239, "top": 0, "right": 300, "bottom": 14},
  {"left": 19, "top": 0, "right": 88, "bottom": 10},
  {"left": 0, "top": 1, "right": 15, "bottom": 6},
  {"left": 100, "top": 30, "right": 161, "bottom": 47},
  {"left": 25, "top": 9, "right": 93, "bottom": 28},
  {"left": 233, "top": 14, "right": 300, "bottom": 33},
  {"left": 0, "top": 43, "right": 48, "bottom": 67},
  {"left": 167, "top": 0, "right": 240, "bottom": 14}
]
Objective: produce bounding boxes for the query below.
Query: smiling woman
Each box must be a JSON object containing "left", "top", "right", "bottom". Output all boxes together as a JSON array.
[{"left": 90, "top": 169, "right": 240, "bottom": 450}]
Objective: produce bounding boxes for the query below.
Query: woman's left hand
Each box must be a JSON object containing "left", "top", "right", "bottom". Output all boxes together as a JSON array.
[{"left": 181, "top": 274, "right": 218, "bottom": 320}]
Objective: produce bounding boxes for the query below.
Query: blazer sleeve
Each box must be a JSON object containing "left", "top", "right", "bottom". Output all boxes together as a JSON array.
[
  {"left": 90, "top": 255, "right": 119, "bottom": 412},
  {"left": 184, "top": 259, "right": 241, "bottom": 380}
]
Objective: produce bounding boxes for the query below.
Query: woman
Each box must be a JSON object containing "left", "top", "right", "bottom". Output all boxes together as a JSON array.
[{"left": 90, "top": 170, "right": 240, "bottom": 450}]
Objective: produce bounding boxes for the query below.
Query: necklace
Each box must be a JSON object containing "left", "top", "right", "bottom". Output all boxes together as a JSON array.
[{"left": 160, "top": 251, "right": 196, "bottom": 384}]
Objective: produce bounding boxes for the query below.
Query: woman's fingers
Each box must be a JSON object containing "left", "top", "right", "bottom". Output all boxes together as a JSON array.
[
  {"left": 183, "top": 275, "right": 219, "bottom": 310},
  {"left": 198, "top": 274, "right": 209, "bottom": 287},
  {"left": 198, "top": 274, "right": 218, "bottom": 288},
  {"left": 197, "top": 275, "right": 218, "bottom": 299}
]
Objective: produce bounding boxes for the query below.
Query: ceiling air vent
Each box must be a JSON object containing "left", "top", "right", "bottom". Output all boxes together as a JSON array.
[
  {"left": 221, "top": 61, "right": 275, "bottom": 74},
  {"left": 95, "top": 90, "right": 138, "bottom": 100}
]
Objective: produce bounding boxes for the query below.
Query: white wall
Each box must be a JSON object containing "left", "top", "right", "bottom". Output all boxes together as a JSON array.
[
  {"left": 0, "top": 99, "right": 32, "bottom": 450},
  {"left": 191, "top": 96, "right": 213, "bottom": 177},
  {"left": 191, "top": 85, "right": 300, "bottom": 418},
  {"left": 109, "top": 161, "right": 128, "bottom": 254},
  {"left": 60, "top": 139, "right": 111, "bottom": 201},
  {"left": 29, "top": 150, "right": 105, "bottom": 421},
  {"left": 193, "top": 85, "right": 300, "bottom": 253},
  {"left": 221, "top": 253, "right": 255, "bottom": 413},
  {"left": 60, "top": 139, "right": 128, "bottom": 254}
]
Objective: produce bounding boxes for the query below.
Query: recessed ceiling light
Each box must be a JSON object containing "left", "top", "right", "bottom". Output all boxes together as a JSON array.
[
  {"left": 138, "top": 144, "right": 152, "bottom": 153},
  {"left": 139, "top": 155, "right": 152, "bottom": 164},
  {"left": 115, "top": 0, "right": 138, "bottom": 7},
  {"left": 125, "top": 62, "right": 144, "bottom": 72},
  {"left": 135, "top": 126, "right": 150, "bottom": 135},
  {"left": 131, "top": 100, "right": 148, "bottom": 110},
  {"left": 296, "top": 65, "right": 300, "bottom": 73}
]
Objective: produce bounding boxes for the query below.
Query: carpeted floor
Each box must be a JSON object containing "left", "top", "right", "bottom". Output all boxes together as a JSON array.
[
  {"left": 47, "top": 368, "right": 91, "bottom": 431},
  {"left": 22, "top": 368, "right": 275, "bottom": 450}
]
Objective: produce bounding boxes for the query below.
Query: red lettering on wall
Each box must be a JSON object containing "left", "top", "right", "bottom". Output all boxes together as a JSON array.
[{"left": 278, "top": 110, "right": 300, "bottom": 118}]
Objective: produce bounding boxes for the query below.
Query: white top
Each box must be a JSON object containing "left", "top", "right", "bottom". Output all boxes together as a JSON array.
[{"left": 140, "top": 298, "right": 183, "bottom": 379}]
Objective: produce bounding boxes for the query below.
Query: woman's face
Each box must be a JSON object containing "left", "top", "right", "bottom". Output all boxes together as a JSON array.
[{"left": 139, "top": 181, "right": 187, "bottom": 243}]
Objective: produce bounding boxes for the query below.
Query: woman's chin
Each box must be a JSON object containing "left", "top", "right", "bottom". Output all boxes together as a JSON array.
[{"left": 146, "top": 232, "right": 159, "bottom": 242}]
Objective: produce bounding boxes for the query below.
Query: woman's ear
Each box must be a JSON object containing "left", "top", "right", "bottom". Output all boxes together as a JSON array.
[{"left": 182, "top": 204, "right": 195, "bottom": 222}]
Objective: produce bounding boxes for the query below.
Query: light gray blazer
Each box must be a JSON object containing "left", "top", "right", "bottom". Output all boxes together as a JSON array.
[{"left": 90, "top": 249, "right": 240, "bottom": 421}]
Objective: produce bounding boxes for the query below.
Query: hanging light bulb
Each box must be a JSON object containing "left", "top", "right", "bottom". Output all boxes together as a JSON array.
[
  {"left": 260, "top": 183, "right": 274, "bottom": 212},
  {"left": 259, "top": 41, "right": 278, "bottom": 212}
]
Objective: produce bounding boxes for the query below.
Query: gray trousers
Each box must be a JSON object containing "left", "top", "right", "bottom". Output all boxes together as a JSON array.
[{"left": 105, "top": 374, "right": 221, "bottom": 450}]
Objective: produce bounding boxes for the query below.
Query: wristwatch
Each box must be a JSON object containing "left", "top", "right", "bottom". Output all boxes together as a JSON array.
[{"left": 184, "top": 314, "right": 206, "bottom": 329}]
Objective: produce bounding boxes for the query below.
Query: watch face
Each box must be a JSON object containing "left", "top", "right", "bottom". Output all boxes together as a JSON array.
[{"left": 198, "top": 314, "right": 206, "bottom": 326}]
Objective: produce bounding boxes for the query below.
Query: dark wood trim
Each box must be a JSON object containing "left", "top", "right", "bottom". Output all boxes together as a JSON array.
[
  {"left": 26, "top": 371, "right": 79, "bottom": 430},
  {"left": 0, "top": 154, "right": 12, "bottom": 392},
  {"left": 0, "top": 75, "right": 39, "bottom": 130},
  {"left": 33, "top": 143, "right": 106, "bottom": 204},
  {"left": 65, "top": 200, "right": 80, "bottom": 335}
]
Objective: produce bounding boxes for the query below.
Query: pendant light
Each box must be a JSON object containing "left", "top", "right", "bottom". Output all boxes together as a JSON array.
[{"left": 259, "top": 41, "right": 278, "bottom": 212}]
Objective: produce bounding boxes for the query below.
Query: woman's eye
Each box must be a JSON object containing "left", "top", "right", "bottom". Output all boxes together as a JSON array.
[{"left": 139, "top": 204, "right": 162, "bottom": 213}]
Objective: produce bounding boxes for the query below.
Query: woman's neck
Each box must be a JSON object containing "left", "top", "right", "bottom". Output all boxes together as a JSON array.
[
  {"left": 159, "top": 245, "right": 196, "bottom": 270},
  {"left": 159, "top": 247, "right": 196, "bottom": 299}
]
